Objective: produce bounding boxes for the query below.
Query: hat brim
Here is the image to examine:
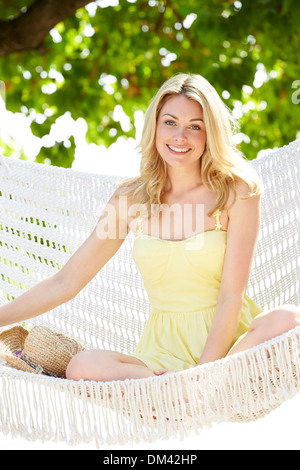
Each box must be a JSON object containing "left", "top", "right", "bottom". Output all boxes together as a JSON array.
[{"left": 0, "top": 326, "right": 40, "bottom": 375}]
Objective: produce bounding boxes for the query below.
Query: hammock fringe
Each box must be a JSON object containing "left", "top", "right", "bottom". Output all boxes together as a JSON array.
[{"left": 0, "top": 326, "right": 299, "bottom": 447}]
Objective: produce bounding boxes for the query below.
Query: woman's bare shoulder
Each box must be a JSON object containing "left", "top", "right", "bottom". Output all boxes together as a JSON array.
[{"left": 226, "top": 180, "right": 260, "bottom": 213}]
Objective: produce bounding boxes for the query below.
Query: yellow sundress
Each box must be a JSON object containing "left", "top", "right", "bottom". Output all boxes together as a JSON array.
[{"left": 130, "top": 210, "right": 263, "bottom": 371}]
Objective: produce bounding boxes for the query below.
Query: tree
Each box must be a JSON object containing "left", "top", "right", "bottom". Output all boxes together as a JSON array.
[{"left": 0, "top": 0, "right": 299, "bottom": 167}]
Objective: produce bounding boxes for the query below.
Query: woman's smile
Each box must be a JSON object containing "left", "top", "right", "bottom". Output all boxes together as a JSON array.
[{"left": 167, "top": 144, "right": 192, "bottom": 154}]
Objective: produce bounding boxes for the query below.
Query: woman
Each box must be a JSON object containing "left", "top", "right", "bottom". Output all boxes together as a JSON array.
[{"left": 0, "top": 73, "right": 299, "bottom": 381}]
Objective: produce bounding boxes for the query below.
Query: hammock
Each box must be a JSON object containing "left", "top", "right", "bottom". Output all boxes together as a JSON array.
[{"left": 0, "top": 140, "right": 299, "bottom": 447}]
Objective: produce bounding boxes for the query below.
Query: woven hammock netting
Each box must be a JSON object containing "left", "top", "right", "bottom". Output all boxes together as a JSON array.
[{"left": 0, "top": 140, "right": 299, "bottom": 447}]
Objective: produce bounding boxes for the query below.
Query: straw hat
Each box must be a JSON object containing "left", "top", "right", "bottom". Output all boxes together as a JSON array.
[{"left": 0, "top": 325, "right": 84, "bottom": 378}]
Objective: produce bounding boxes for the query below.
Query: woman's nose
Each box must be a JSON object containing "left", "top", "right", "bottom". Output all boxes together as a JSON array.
[{"left": 174, "top": 126, "right": 186, "bottom": 140}]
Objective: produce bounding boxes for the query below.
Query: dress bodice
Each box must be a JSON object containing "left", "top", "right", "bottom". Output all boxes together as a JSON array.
[{"left": 132, "top": 210, "right": 227, "bottom": 312}]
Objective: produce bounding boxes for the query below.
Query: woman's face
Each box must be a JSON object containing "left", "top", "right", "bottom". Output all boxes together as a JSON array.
[{"left": 155, "top": 94, "right": 207, "bottom": 170}]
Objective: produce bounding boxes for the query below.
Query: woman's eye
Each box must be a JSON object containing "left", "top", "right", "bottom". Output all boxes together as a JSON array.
[{"left": 164, "top": 120, "right": 201, "bottom": 130}]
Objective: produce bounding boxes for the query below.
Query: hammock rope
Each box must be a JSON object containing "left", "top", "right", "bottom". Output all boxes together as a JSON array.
[{"left": 0, "top": 139, "right": 299, "bottom": 447}]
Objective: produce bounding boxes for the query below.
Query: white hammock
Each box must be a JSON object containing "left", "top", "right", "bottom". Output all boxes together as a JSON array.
[{"left": 0, "top": 140, "right": 299, "bottom": 447}]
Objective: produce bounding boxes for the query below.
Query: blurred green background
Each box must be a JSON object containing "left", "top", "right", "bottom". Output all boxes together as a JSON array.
[{"left": 0, "top": 0, "right": 299, "bottom": 168}]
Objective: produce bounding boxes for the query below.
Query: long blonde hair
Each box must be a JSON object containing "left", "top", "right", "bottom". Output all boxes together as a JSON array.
[{"left": 119, "top": 73, "right": 262, "bottom": 217}]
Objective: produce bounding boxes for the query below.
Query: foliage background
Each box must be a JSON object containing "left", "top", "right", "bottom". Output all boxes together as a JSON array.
[{"left": 0, "top": 0, "right": 299, "bottom": 168}]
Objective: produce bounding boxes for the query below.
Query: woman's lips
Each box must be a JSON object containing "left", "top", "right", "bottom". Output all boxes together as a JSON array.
[{"left": 167, "top": 144, "right": 191, "bottom": 154}]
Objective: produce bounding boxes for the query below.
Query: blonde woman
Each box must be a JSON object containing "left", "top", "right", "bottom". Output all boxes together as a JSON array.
[{"left": 0, "top": 74, "right": 299, "bottom": 381}]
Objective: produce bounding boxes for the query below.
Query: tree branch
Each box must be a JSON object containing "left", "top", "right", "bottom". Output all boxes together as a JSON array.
[
  {"left": 168, "top": 2, "right": 196, "bottom": 48},
  {"left": 0, "top": 0, "right": 92, "bottom": 56}
]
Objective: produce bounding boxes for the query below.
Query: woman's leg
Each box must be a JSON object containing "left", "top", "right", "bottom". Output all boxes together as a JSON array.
[
  {"left": 228, "top": 304, "right": 300, "bottom": 356},
  {"left": 66, "top": 349, "right": 155, "bottom": 381}
]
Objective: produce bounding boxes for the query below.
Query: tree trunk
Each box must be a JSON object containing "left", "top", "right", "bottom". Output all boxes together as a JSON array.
[{"left": 0, "top": 0, "right": 92, "bottom": 56}]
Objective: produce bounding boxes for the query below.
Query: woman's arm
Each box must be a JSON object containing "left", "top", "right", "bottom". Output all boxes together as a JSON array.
[
  {"left": 198, "top": 184, "right": 261, "bottom": 365},
  {"left": 0, "top": 190, "right": 129, "bottom": 328}
]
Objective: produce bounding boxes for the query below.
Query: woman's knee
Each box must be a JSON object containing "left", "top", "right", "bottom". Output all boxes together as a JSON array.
[
  {"left": 66, "top": 350, "right": 93, "bottom": 380},
  {"left": 66, "top": 349, "right": 117, "bottom": 381},
  {"left": 271, "top": 304, "right": 300, "bottom": 332},
  {"left": 249, "top": 304, "right": 300, "bottom": 336}
]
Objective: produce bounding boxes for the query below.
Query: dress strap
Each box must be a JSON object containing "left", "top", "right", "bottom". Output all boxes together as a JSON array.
[{"left": 213, "top": 209, "right": 223, "bottom": 231}]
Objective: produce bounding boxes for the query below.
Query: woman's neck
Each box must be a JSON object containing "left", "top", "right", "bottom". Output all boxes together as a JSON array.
[{"left": 164, "top": 166, "right": 203, "bottom": 201}]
